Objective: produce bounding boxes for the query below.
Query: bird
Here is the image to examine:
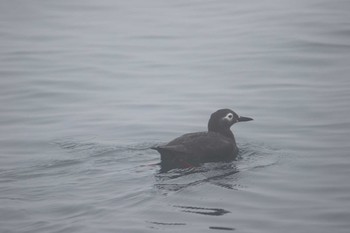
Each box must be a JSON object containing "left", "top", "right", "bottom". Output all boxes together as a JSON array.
[{"left": 152, "top": 109, "right": 253, "bottom": 170}]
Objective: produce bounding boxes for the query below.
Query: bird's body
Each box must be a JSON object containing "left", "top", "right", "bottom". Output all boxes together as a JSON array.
[
  {"left": 155, "top": 131, "right": 237, "bottom": 161},
  {"left": 152, "top": 109, "right": 253, "bottom": 170}
]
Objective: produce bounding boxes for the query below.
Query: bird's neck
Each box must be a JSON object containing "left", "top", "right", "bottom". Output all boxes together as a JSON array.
[
  {"left": 209, "top": 128, "right": 234, "bottom": 139},
  {"left": 221, "top": 129, "right": 234, "bottom": 139},
  {"left": 207, "top": 118, "right": 234, "bottom": 139}
]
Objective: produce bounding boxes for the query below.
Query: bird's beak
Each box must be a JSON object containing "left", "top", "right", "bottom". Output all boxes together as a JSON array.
[{"left": 238, "top": 116, "right": 253, "bottom": 122}]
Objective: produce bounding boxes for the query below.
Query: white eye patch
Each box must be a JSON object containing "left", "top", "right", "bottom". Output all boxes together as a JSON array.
[{"left": 224, "top": 113, "right": 234, "bottom": 121}]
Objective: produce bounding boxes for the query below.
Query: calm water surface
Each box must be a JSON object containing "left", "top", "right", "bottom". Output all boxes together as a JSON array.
[{"left": 1, "top": 0, "right": 350, "bottom": 232}]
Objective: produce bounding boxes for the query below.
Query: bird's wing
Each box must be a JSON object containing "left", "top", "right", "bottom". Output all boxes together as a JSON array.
[
  {"left": 166, "top": 132, "right": 234, "bottom": 156},
  {"left": 152, "top": 132, "right": 207, "bottom": 155},
  {"left": 190, "top": 133, "right": 235, "bottom": 156},
  {"left": 152, "top": 144, "right": 189, "bottom": 154}
]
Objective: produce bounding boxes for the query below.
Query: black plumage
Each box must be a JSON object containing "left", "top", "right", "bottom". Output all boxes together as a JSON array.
[{"left": 152, "top": 109, "right": 253, "bottom": 170}]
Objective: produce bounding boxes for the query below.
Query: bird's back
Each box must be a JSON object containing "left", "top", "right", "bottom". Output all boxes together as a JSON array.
[{"left": 153, "top": 131, "right": 238, "bottom": 166}]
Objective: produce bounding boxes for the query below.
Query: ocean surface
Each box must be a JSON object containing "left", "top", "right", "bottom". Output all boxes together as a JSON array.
[{"left": 1, "top": 0, "right": 350, "bottom": 232}]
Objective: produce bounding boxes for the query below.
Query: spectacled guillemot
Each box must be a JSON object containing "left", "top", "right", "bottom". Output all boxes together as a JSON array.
[{"left": 152, "top": 109, "right": 253, "bottom": 169}]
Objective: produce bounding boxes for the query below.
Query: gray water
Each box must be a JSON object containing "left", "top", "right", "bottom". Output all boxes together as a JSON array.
[{"left": 1, "top": 0, "right": 350, "bottom": 232}]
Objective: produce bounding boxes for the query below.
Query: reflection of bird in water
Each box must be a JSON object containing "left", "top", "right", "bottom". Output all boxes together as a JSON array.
[
  {"left": 155, "top": 162, "right": 240, "bottom": 192},
  {"left": 152, "top": 109, "right": 253, "bottom": 171}
]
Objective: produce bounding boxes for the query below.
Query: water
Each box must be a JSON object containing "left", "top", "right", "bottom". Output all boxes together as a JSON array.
[{"left": 1, "top": 0, "right": 350, "bottom": 232}]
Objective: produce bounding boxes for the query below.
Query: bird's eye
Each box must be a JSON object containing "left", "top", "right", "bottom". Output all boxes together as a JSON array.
[{"left": 227, "top": 114, "right": 233, "bottom": 119}]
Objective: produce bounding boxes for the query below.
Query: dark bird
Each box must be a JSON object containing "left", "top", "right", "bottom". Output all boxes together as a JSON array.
[{"left": 152, "top": 109, "right": 253, "bottom": 170}]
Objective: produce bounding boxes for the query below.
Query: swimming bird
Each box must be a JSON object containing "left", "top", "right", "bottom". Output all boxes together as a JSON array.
[{"left": 152, "top": 109, "right": 253, "bottom": 169}]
